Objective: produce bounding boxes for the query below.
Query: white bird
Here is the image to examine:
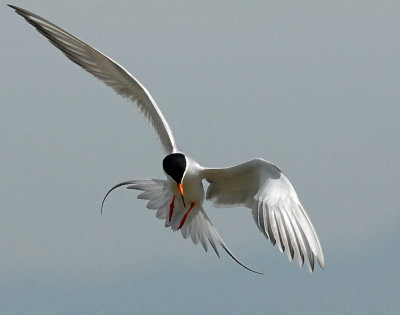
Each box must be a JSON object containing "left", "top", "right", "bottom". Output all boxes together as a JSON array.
[{"left": 9, "top": 4, "right": 325, "bottom": 274}]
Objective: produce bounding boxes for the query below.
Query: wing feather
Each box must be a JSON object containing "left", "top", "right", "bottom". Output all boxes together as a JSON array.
[
  {"left": 270, "top": 207, "right": 284, "bottom": 253},
  {"left": 280, "top": 206, "right": 296, "bottom": 261},
  {"left": 9, "top": 5, "right": 177, "bottom": 154},
  {"left": 122, "top": 179, "right": 262, "bottom": 274},
  {"left": 204, "top": 158, "right": 325, "bottom": 271}
]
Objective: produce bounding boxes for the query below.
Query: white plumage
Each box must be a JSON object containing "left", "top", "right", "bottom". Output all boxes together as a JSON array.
[{"left": 10, "top": 4, "right": 325, "bottom": 274}]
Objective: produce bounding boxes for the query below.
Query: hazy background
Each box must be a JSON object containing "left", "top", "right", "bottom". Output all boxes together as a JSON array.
[{"left": 2, "top": 0, "right": 399, "bottom": 314}]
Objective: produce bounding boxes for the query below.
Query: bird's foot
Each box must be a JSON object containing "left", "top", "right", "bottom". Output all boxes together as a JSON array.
[{"left": 178, "top": 202, "right": 195, "bottom": 229}]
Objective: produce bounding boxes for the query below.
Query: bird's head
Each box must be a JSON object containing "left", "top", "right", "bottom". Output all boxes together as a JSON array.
[{"left": 163, "top": 153, "right": 187, "bottom": 206}]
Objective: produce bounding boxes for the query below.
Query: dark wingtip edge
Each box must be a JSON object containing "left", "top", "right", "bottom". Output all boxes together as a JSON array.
[{"left": 100, "top": 180, "right": 137, "bottom": 215}]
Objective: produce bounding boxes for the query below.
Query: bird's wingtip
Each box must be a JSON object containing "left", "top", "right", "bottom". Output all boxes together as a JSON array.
[{"left": 8, "top": 4, "right": 19, "bottom": 10}]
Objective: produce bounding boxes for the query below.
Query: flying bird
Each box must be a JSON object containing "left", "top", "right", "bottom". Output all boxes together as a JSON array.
[{"left": 9, "top": 4, "right": 325, "bottom": 274}]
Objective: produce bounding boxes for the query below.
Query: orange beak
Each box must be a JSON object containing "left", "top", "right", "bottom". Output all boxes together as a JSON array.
[
  {"left": 178, "top": 183, "right": 184, "bottom": 195},
  {"left": 178, "top": 183, "right": 185, "bottom": 207}
]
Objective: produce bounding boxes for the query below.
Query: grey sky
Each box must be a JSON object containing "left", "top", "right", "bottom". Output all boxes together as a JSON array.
[{"left": 2, "top": 0, "right": 400, "bottom": 314}]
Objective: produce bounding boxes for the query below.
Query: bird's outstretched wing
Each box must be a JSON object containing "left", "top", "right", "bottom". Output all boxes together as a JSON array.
[
  {"left": 102, "top": 179, "right": 262, "bottom": 274},
  {"left": 204, "top": 159, "right": 325, "bottom": 271},
  {"left": 9, "top": 5, "right": 177, "bottom": 154}
]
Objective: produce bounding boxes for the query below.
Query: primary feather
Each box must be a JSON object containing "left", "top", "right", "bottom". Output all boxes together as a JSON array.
[
  {"left": 126, "top": 179, "right": 263, "bottom": 274},
  {"left": 10, "top": 5, "right": 325, "bottom": 274},
  {"left": 204, "top": 159, "right": 325, "bottom": 271},
  {"left": 8, "top": 4, "right": 177, "bottom": 154}
]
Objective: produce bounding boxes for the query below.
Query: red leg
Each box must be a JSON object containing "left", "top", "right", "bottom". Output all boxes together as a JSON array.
[
  {"left": 178, "top": 202, "right": 196, "bottom": 229},
  {"left": 169, "top": 195, "right": 176, "bottom": 222}
]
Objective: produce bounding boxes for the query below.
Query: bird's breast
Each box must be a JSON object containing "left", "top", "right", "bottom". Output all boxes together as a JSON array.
[{"left": 182, "top": 177, "right": 205, "bottom": 204}]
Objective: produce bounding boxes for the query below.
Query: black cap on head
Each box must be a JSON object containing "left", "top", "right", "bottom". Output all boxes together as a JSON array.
[{"left": 162, "top": 153, "right": 186, "bottom": 183}]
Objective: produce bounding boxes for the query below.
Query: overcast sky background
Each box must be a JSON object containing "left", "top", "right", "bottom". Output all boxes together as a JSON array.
[{"left": 1, "top": 1, "right": 400, "bottom": 314}]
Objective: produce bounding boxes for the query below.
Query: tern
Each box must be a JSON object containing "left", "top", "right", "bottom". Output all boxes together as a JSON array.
[{"left": 9, "top": 4, "right": 325, "bottom": 274}]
